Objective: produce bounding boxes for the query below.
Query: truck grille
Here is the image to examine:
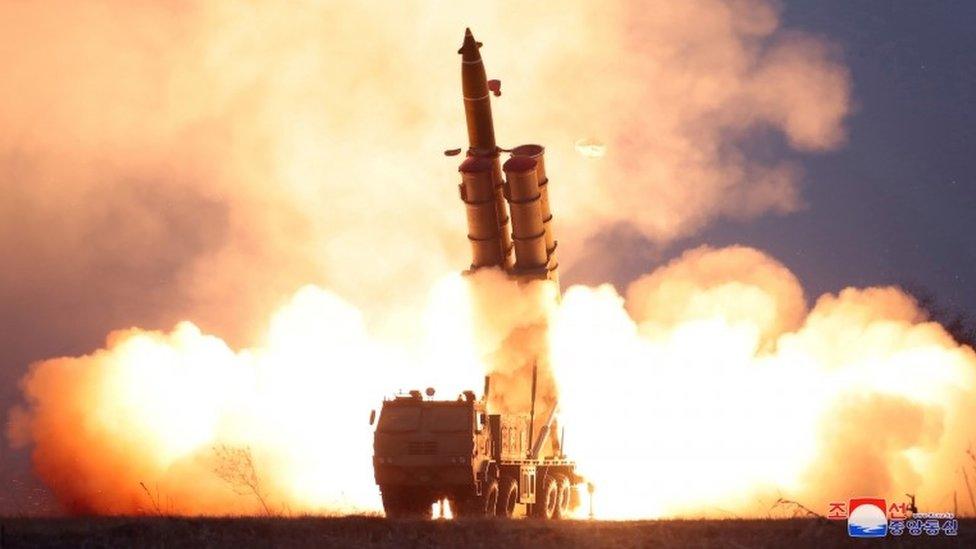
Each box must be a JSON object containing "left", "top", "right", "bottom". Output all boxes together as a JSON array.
[{"left": 407, "top": 441, "right": 438, "bottom": 455}]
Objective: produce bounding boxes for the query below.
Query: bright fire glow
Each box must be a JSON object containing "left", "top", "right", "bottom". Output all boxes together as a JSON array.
[
  {"left": 9, "top": 248, "right": 976, "bottom": 517},
  {"left": 3, "top": 0, "right": 973, "bottom": 521},
  {"left": 553, "top": 247, "right": 976, "bottom": 518}
]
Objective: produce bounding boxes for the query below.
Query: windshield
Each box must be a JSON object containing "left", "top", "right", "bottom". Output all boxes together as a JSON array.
[
  {"left": 377, "top": 407, "right": 421, "bottom": 432},
  {"left": 423, "top": 407, "right": 471, "bottom": 432},
  {"left": 376, "top": 405, "right": 471, "bottom": 433}
]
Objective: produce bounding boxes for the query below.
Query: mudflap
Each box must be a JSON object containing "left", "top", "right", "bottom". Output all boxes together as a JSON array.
[{"left": 518, "top": 464, "right": 536, "bottom": 504}]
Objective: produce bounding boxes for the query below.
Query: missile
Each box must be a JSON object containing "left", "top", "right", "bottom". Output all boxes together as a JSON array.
[
  {"left": 458, "top": 28, "right": 513, "bottom": 270},
  {"left": 458, "top": 27, "right": 497, "bottom": 155}
]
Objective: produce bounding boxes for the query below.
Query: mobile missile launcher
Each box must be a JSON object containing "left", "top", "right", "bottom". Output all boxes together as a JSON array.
[
  {"left": 370, "top": 378, "right": 583, "bottom": 519},
  {"left": 369, "top": 28, "right": 583, "bottom": 519}
]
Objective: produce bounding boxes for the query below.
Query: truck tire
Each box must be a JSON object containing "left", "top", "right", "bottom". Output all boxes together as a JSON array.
[
  {"left": 532, "top": 476, "right": 558, "bottom": 519},
  {"left": 452, "top": 479, "right": 498, "bottom": 518},
  {"left": 382, "top": 489, "right": 432, "bottom": 519},
  {"left": 497, "top": 476, "right": 519, "bottom": 518},
  {"left": 483, "top": 479, "right": 499, "bottom": 517},
  {"left": 554, "top": 475, "right": 571, "bottom": 519}
]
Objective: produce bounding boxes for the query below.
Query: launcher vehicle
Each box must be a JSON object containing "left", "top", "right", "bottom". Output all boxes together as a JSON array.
[{"left": 370, "top": 378, "right": 583, "bottom": 519}]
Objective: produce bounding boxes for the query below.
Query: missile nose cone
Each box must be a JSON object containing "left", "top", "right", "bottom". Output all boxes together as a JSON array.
[{"left": 458, "top": 27, "right": 482, "bottom": 59}]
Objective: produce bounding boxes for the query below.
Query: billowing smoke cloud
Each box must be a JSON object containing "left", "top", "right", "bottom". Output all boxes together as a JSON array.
[
  {"left": 554, "top": 246, "right": 976, "bottom": 518},
  {"left": 9, "top": 247, "right": 976, "bottom": 517},
  {"left": 5, "top": 273, "right": 551, "bottom": 514},
  {"left": 0, "top": 0, "right": 889, "bottom": 517},
  {"left": 0, "top": 0, "right": 850, "bottom": 342},
  {"left": 6, "top": 281, "right": 490, "bottom": 514}
]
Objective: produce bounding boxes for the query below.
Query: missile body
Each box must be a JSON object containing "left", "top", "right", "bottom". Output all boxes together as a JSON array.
[{"left": 459, "top": 28, "right": 497, "bottom": 154}]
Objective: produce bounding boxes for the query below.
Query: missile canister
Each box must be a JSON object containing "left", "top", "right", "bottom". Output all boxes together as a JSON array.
[
  {"left": 459, "top": 156, "right": 507, "bottom": 269},
  {"left": 503, "top": 156, "right": 548, "bottom": 275},
  {"left": 512, "top": 144, "right": 558, "bottom": 283}
]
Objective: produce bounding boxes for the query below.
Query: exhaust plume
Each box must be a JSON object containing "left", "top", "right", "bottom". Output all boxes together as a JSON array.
[
  {"left": 553, "top": 247, "right": 976, "bottom": 518},
  {"left": 9, "top": 249, "right": 976, "bottom": 517}
]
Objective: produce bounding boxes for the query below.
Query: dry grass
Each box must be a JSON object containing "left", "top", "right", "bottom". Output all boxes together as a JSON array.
[{"left": 1, "top": 516, "right": 973, "bottom": 548}]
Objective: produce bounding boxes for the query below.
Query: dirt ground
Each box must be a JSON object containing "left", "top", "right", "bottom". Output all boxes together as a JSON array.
[{"left": 1, "top": 516, "right": 973, "bottom": 548}]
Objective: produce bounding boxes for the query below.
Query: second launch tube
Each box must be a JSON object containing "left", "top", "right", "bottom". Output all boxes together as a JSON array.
[{"left": 503, "top": 156, "right": 548, "bottom": 271}]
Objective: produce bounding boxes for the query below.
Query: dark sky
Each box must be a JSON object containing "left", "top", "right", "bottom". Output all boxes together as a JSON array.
[
  {"left": 756, "top": 1, "right": 976, "bottom": 310},
  {"left": 570, "top": 2, "right": 976, "bottom": 317}
]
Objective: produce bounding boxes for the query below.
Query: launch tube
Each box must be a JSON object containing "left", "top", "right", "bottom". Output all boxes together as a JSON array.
[
  {"left": 503, "top": 156, "right": 548, "bottom": 271},
  {"left": 512, "top": 144, "right": 558, "bottom": 282},
  {"left": 459, "top": 157, "right": 506, "bottom": 268}
]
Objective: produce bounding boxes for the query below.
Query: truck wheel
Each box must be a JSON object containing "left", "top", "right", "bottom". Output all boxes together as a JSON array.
[
  {"left": 409, "top": 496, "right": 434, "bottom": 519},
  {"left": 381, "top": 490, "right": 404, "bottom": 518},
  {"left": 482, "top": 479, "right": 499, "bottom": 517},
  {"left": 532, "top": 476, "right": 558, "bottom": 519},
  {"left": 554, "top": 475, "right": 571, "bottom": 519},
  {"left": 451, "top": 479, "right": 498, "bottom": 518},
  {"left": 382, "top": 489, "right": 432, "bottom": 519},
  {"left": 448, "top": 496, "right": 465, "bottom": 517},
  {"left": 497, "top": 477, "right": 518, "bottom": 518}
]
